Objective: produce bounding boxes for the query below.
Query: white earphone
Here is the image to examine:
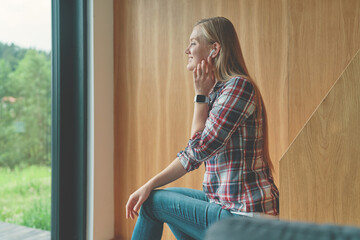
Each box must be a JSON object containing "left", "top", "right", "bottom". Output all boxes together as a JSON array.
[{"left": 209, "top": 49, "right": 216, "bottom": 57}]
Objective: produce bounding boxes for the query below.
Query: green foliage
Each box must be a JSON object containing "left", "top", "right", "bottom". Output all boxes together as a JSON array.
[
  {"left": 0, "top": 43, "right": 51, "bottom": 169},
  {"left": 0, "top": 43, "right": 28, "bottom": 71},
  {"left": 0, "top": 44, "right": 51, "bottom": 231},
  {"left": 0, "top": 166, "right": 51, "bottom": 231},
  {"left": 22, "top": 199, "right": 51, "bottom": 230}
]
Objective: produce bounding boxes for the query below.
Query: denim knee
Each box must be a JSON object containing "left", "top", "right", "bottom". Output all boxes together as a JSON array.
[{"left": 139, "top": 190, "right": 161, "bottom": 221}]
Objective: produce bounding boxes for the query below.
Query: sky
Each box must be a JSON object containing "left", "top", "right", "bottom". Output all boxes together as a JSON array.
[{"left": 0, "top": 0, "right": 51, "bottom": 52}]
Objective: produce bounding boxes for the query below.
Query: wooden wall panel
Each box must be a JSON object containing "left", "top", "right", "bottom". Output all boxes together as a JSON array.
[
  {"left": 280, "top": 49, "right": 360, "bottom": 225},
  {"left": 114, "top": 0, "right": 286, "bottom": 239},
  {"left": 288, "top": 0, "right": 360, "bottom": 143},
  {"left": 280, "top": 0, "right": 360, "bottom": 224}
]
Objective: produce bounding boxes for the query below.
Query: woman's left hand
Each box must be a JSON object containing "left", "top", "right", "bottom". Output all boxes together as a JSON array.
[
  {"left": 126, "top": 184, "right": 152, "bottom": 220},
  {"left": 193, "top": 55, "right": 216, "bottom": 96}
]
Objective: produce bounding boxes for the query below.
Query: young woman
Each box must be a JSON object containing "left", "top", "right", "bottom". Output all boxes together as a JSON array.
[{"left": 126, "top": 17, "right": 279, "bottom": 240}]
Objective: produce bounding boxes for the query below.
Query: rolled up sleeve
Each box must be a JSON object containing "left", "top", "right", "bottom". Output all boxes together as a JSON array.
[{"left": 177, "top": 77, "right": 256, "bottom": 172}]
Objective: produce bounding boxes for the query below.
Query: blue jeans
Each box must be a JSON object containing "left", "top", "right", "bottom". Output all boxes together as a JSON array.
[{"left": 131, "top": 187, "right": 245, "bottom": 240}]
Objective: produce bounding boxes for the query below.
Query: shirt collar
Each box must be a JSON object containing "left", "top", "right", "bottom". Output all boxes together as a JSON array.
[{"left": 212, "top": 81, "right": 224, "bottom": 93}]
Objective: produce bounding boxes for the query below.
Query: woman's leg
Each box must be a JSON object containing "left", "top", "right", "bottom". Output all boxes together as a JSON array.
[
  {"left": 167, "top": 223, "right": 196, "bottom": 240},
  {"left": 163, "top": 188, "right": 208, "bottom": 240},
  {"left": 131, "top": 188, "right": 235, "bottom": 240},
  {"left": 163, "top": 187, "right": 209, "bottom": 201}
]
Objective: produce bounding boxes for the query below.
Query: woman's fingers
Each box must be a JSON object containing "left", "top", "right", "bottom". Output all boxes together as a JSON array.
[
  {"left": 196, "top": 62, "right": 201, "bottom": 78},
  {"left": 125, "top": 198, "right": 132, "bottom": 219},
  {"left": 201, "top": 60, "right": 206, "bottom": 73},
  {"left": 134, "top": 198, "right": 143, "bottom": 213},
  {"left": 193, "top": 59, "right": 214, "bottom": 95},
  {"left": 133, "top": 210, "right": 139, "bottom": 217},
  {"left": 207, "top": 55, "right": 213, "bottom": 71},
  {"left": 195, "top": 60, "right": 207, "bottom": 79},
  {"left": 128, "top": 205, "right": 137, "bottom": 219},
  {"left": 126, "top": 195, "right": 139, "bottom": 219},
  {"left": 131, "top": 210, "right": 137, "bottom": 219},
  {"left": 125, "top": 198, "right": 130, "bottom": 218}
]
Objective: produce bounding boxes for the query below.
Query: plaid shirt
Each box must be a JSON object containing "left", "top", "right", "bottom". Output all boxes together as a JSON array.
[{"left": 177, "top": 77, "right": 279, "bottom": 215}]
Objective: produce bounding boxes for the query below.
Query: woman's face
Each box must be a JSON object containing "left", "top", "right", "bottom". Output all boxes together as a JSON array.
[{"left": 185, "top": 26, "right": 212, "bottom": 71}]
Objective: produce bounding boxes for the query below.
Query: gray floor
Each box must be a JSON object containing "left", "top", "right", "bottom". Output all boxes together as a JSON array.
[{"left": 0, "top": 222, "right": 50, "bottom": 240}]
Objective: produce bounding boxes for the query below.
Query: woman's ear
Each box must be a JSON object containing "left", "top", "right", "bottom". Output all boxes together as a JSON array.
[{"left": 212, "top": 42, "right": 221, "bottom": 58}]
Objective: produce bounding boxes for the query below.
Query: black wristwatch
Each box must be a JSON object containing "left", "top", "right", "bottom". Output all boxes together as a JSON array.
[{"left": 194, "top": 95, "right": 210, "bottom": 104}]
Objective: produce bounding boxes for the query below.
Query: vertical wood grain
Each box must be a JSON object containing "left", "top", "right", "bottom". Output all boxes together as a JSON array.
[
  {"left": 288, "top": 0, "right": 360, "bottom": 143},
  {"left": 280, "top": 0, "right": 360, "bottom": 224},
  {"left": 280, "top": 49, "right": 360, "bottom": 225}
]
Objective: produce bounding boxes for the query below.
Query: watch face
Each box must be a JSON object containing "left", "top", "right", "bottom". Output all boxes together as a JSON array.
[
  {"left": 196, "top": 95, "right": 206, "bottom": 102},
  {"left": 194, "top": 95, "right": 209, "bottom": 103}
]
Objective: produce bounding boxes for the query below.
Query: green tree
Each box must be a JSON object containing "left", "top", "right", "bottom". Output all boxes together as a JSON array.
[
  {"left": 0, "top": 43, "right": 27, "bottom": 71},
  {"left": 0, "top": 59, "right": 11, "bottom": 100},
  {"left": 0, "top": 49, "right": 51, "bottom": 169}
]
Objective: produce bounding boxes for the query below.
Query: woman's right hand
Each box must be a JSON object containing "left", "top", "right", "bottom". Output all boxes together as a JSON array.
[
  {"left": 126, "top": 184, "right": 152, "bottom": 220},
  {"left": 193, "top": 56, "right": 216, "bottom": 96},
  {"left": 125, "top": 157, "right": 187, "bottom": 220}
]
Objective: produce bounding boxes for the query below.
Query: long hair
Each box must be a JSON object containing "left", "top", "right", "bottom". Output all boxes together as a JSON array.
[{"left": 195, "top": 17, "right": 274, "bottom": 172}]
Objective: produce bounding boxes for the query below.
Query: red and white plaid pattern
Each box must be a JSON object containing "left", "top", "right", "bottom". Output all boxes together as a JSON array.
[{"left": 178, "top": 77, "right": 279, "bottom": 215}]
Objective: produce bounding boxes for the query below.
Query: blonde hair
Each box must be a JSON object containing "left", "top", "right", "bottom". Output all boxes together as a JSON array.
[{"left": 195, "top": 17, "right": 274, "bottom": 171}]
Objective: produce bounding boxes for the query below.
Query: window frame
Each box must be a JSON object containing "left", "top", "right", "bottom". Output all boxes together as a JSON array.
[{"left": 51, "top": 0, "right": 88, "bottom": 239}]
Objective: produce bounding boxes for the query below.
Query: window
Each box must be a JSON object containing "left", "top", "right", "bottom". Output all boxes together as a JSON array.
[{"left": 0, "top": 0, "right": 52, "bottom": 236}]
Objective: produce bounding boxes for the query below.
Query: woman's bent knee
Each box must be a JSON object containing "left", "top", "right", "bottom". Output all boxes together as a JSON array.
[{"left": 140, "top": 189, "right": 163, "bottom": 217}]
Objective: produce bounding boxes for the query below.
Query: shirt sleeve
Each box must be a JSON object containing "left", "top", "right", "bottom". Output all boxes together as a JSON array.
[{"left": 178, "top": 77, "right": 256, "bottom": 172}]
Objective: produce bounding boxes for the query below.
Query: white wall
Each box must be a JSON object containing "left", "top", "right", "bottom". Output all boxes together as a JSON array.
[{"left": 89, "top": 0, "right": 114, "bottom": 239}]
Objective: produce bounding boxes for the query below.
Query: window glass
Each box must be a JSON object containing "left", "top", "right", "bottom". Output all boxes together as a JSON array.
[{"left": 0, "top": 0, "right": 51, "bottom": 234}]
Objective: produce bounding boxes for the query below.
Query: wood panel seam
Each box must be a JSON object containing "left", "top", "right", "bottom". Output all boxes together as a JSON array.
[{"left": 279, "top": 46, "right": 360, "bottom": 162}]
